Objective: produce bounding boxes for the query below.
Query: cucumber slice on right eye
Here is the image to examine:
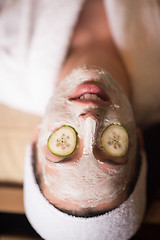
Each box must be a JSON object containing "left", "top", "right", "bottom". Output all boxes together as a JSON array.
[
  {"left": 101, "top": 124, "right": 129, "bottom": 157},
  {"left": 47, "top": 126, "right": 77, "bottom": 157}
]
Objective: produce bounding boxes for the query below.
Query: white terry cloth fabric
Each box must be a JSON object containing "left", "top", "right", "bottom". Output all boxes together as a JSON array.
[
  {"left": 0, "top": 0, "right": 85, "bottom": 115},
  {"left": 105, "top": 0, "right": 160, "bottom": 126},
  {"left": 0, "top": 0, "right": 160, "bottom": 125},
  {"left": 24, "top": 144, "right": 147, "bottom": 240}
]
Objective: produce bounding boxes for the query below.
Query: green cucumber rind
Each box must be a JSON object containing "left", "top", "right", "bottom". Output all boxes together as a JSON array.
[
  {"left": 47, "top": 126, "right": 78, "bottom": 157},
  {"left": 100, "top": 124, "right": 129, "bottom": 157}
]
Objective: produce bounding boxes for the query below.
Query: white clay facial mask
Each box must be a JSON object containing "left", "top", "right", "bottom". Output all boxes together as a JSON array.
[
  {"left": 40, "top": 117, "right": 128, "bottom": 208},
  {"left": 37, "top": 66, "right": 137, "bottom": 208}
]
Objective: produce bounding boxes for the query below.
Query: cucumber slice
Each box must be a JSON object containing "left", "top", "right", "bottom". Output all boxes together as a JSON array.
[
  {"left": 47, "top": 126, "right": 77, "bottom": 157},
  {"left": 101, "top": 124, "right": 129, "bottom": 157}
]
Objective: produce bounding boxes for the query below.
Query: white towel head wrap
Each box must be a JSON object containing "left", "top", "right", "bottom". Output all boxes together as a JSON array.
[{"left": 24, "top": 144, "right": 147, "bottom": 240}]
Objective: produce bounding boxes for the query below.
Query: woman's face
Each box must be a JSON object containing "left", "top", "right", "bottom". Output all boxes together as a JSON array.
[{"left": 37, "top": 66, "right": 138, "bottom": 212}]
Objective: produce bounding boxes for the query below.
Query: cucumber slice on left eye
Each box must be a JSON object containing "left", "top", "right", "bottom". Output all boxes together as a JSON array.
[
  {"left": 101, "top": 124, "right": 129, "bottom": 157},
  {"left": 47, "top": 126, "right": 77, "bottom": 157}
]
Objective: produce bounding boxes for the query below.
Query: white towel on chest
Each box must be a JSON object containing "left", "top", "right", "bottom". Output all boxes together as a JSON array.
[
  {"left": 105, "top": 0, "right": 160, "bottom": 126},
  {"left": 0, "top": 0, "right": 85, "bottom": 115}
]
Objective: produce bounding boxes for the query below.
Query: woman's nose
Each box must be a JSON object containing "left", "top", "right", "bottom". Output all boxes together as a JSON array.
[{"left": 78, "top": 112, "right": 100, "bottom": 121}]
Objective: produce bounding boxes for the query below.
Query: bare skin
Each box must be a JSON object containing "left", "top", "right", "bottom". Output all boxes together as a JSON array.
[{"left": 58, "top": 0, "right": 131, "bottom": 99}]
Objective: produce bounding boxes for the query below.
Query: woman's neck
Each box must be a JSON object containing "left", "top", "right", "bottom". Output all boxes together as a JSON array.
[{"left": 58, "top": 0, "right": 132, "bottom": 100}]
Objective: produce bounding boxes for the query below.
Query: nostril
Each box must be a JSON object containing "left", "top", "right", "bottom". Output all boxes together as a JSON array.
[{"left": 79, "top": 113, "right": 100, "bottom": 120}]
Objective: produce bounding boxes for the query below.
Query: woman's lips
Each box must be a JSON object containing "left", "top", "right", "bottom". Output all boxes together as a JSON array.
[{"left": 69, "top": 82, "right": 110, "bottom": 105}]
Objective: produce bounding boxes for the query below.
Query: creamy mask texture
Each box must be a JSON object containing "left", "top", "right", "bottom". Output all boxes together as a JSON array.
[
  {"left": 42, "top": 117, "right": 127, "bottom": 207},
  {"left": 37, "top": 66, "right": 137, "bottom": 208}
]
